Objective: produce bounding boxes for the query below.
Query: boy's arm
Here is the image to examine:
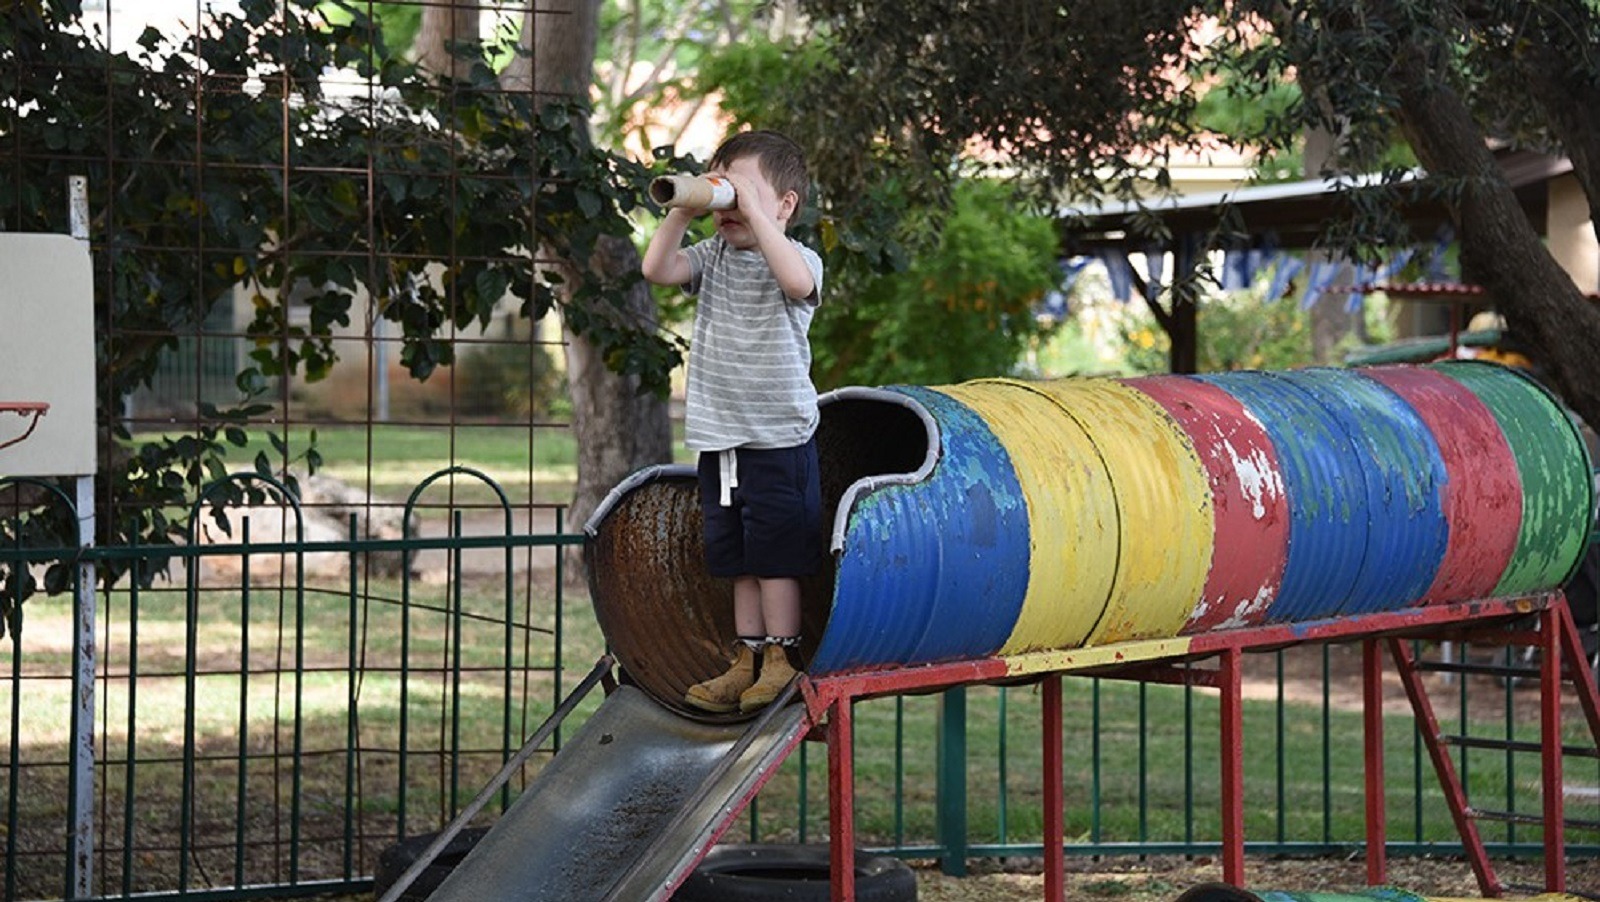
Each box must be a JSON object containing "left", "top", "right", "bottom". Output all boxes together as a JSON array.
[
  {"left": 745, "top": 212, "right": 816, "bottom": 302},
  {"left": 641, "top": 208, "right": 696, "bottom": 287},
  {"left": 727, "top": 174, "right": 816, "bottom": 302}
]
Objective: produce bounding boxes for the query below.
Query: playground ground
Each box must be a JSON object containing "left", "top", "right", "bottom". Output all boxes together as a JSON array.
[{"left": 911, "top": 854, "right": 1600, "bottom": 900}]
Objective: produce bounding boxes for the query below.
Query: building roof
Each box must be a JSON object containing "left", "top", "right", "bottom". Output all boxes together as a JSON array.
[{"left": 1059, "top": 149, "right": 1569, "bottom": 252}]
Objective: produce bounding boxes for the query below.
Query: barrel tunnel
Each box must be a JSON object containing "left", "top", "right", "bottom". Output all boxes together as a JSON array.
[{"left": 584, "top": 362, "right": 1595, "bottom": 721}]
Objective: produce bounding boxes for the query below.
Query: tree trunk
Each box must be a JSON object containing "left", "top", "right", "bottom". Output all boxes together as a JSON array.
[
  {"left": 1304, "top": 124, "right": 1359, "bottom": 363},
  {"left": 1388, "top": 30, "right": 1600, "bottom": 433},
  {"left": 413, "top": 0, "right": 480, "bottom": 81},
  {"left": 504, "top": 1, "right": 672, "bottom": 543},
  {"left": 1469, "top": 0, "right": 1600, "bottom": 234}
]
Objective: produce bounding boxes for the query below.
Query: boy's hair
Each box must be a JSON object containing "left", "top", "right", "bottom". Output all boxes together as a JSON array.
[{"left": 710, "top": 130, "right": 809, "bottom": 210}]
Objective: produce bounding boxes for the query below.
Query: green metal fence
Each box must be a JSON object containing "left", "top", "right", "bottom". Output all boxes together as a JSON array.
[{"left": 3, "top": 469, "right": 1598, "bottom": 901}]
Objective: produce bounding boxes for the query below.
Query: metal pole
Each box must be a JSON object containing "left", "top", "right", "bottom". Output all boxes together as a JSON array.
[
  {"left": 937, "top": 686, "right": 969, "bottom": 877},
  {"left": 1539, "top": 606, "right": 1565, "bottom": 892},
  {"left": 67, "top": 176, "right": 96, "bottom": 899},
  {"left": 1362, "top": 638, "right": 1387, "bottom": 886},
  {"left": 1220, "top": 648, "right": 1245, "bottom": 886},
  {"left": 1043, "top": 675, "right": 1065, "bottom": 902},
  {"left": 69, "top": 474, "right": 95, "bottom": 898},
  {"left": 828, "top": 696, "right": 856, "bottom": 902}
]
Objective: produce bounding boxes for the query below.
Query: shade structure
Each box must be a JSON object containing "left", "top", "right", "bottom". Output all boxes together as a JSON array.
[{"left": 586, "top": 364, "right": 1596, "bottom": 717}]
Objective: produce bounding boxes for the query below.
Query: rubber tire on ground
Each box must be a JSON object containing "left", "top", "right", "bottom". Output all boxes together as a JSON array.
[
  {"left": 1173, "top": 883, "right": 1266, "bottom": 902},
  {"left": 674, "top": 843, "right": 917, "bottom": 902},
  {"left": 372, "top": 826, "right": 489, "bottom": 902}
]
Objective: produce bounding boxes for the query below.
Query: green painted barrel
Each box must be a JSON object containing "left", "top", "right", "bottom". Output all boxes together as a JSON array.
[{"left": 1429, "top": 361, "right": 1595, "bottom": 595}]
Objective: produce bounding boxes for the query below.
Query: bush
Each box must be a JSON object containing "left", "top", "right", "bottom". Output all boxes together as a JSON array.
[{"left": 455, "top": 328, "right": 562, "bottom": 420}]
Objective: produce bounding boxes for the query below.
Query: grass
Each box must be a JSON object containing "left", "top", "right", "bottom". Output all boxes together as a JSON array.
[
  {"left": 135, "top": 422, "right": 583, "bottom": 507},
  {"left": 7, "top": 577, "right": 1599, "bottom": 898},
  {"left": 13, "top": 428, "right": 1600, "bottom": 896}
]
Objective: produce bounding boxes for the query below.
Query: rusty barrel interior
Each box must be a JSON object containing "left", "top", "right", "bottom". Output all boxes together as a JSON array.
[
  {"left": 585, "top": 364, "right": 1595, "bottom": 720},
  {"left": 585, "top": 391, "right": 932, "bottom": 720}
]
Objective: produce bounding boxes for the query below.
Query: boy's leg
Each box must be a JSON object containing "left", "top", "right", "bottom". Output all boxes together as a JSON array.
[
  {"left": 732, "top": 575, "right": 768, "bottom": 636},
  {"left": 756, "top": 575, "right": 802, "bottom": 637},
  {"left": 740, "top": 577, "right": 803, "bottom": 712},
  {"left": 685, "top": 576, "right": 766, "bottom": 713}
]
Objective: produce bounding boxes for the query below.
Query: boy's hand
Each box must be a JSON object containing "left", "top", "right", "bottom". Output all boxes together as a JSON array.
[{"left": 722, "top": 172, "right": 776, "bottom": 229}]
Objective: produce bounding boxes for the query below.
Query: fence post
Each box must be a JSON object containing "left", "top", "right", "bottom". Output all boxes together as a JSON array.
[
  {"left": 68, "top": 474, "right": 95, "bottom": 897},
  {"left": 936, "top": 686, "right": 968, "bottom": 876},
  {"left": 67, "top": 176, "right": 96, "bottom": 899}
]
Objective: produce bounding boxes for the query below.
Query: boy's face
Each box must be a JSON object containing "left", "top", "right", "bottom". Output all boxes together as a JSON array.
[{"left": 707, "top": 155, "right": 796, "bottom": 250}]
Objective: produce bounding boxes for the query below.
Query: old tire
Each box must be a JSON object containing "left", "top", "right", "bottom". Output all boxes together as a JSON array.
[
  {"left": 1174, "top": 884, "right": 1266, "bottom": 902},
  {"left": 674, "top": 843, "right": 917, "bottom": 902},
  {"left": 372, "top": 826, "right": 489, "bottom": 902}
]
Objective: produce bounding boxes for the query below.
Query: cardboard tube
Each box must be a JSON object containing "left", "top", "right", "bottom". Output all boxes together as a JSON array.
[{"left": 649, "top": 175, "right": 736, "bottom": 210}]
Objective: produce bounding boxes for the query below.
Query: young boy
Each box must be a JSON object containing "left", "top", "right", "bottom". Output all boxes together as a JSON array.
[{"left": 641, "top": 129, "right": 824, "bottom": 714}]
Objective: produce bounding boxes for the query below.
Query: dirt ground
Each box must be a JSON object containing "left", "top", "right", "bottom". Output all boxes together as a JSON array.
[{"left": 911, "top": 854, "right": 1600, "bottom": 900}]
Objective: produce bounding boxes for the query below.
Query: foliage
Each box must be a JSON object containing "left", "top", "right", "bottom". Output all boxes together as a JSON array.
[
  {"left": 592, "top": 0, "right": 785, "bottom": 150},
  {"left": 1119, "top": 291, "right": 1314, "bottom": 375},
  {"left": 1116, "top": 275, "right": 1403, "bottom": 375},
  {"left": 809, "top": 179, "right": 1062, "bottom": 388},
  {"left": 0, "top": 0, "right": 677, "bottom": 611},
  {"left": 792, "top": 0, "right": 1212, "bottom": 209},
  {"left": 455, "top": 327, "right": 564, "bottom": 420},
  {"left": 695, "top": 35, "right": 1065, "bottom": 389}
]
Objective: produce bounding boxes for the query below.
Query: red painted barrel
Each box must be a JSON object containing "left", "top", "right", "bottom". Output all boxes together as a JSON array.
[
  {"left": 1124, "top": 376, "right": 1289, "bottom": 631},
  {"left": 1363, "top": 366, "right": 1522, "bottom": 603}
]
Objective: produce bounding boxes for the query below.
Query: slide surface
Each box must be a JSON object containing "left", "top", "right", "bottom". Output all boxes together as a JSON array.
[{"left": 427, "top": 685, "right": 808, "bottom": 901}]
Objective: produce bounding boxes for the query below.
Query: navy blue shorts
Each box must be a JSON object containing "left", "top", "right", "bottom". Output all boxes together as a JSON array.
[{"left": 697, "top": 439, "right": 823, "bottom": 579}]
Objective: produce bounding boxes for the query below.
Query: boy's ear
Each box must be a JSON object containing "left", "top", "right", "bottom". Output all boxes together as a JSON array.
[{"left": 778, "top": 189, "right": 798, "bottom": 222}]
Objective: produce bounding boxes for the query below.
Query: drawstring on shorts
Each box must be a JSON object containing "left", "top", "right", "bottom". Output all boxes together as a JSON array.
[{"left": 717, "top": 448, "right": 739, "bottom": 507}]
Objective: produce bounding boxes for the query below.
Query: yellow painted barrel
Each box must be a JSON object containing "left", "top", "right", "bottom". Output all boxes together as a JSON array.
[
  {"left": 1014, "top": 378, "right": 1214, "bottom": 643},
  {"left": 940, "top": 381, "right": 1118, "bottom": 653}
]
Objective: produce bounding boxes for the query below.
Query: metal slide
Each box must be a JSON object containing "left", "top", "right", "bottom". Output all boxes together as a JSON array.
[{"left": 424, "top": 684, "right": 810, "bottom": 901}]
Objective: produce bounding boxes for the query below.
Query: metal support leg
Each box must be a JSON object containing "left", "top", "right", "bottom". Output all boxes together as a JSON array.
[
  {"left": 1539, "top": 606, "right": 1565, "bottom": 893},
  {"left": 1044, "top": 674, "right": 1065, "bottom": 902},
  {"left": 829, "top": 697, "right": 856, "bottom": 902},
  {"left": 1362, "top": 638, "right": 1386, "bottom": 886},
  {"left": 1387, "top": 637, "right": 1499, "bottom": 896},
  {"left": 1220, "top": 648, "right": 1245, "bottom": 886}
]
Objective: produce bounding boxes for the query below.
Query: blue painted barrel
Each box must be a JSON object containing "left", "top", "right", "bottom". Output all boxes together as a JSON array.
[
  {"left": 1275, "top": 368, "right": 1450, "bottom": 615},
  {"left": 1192, "top": 371, "right": 1371, "bottom": 621},
  {"left": 811, "top": 386, "right": 1032, "bottom": 673},
  {"left": 585, "top": 364, "right": 1596, "bottom": 717}
]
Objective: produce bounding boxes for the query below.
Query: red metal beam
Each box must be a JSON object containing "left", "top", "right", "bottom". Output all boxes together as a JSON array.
[
  {"left": 1553, "top": 594, "right": 1600, "bottom": 747},
  {"left": 829, "top": 697, "right": 856, "bottom": 902},
  {"left": 1043, "top": 675, "right": 1065, "bottom": 902},
  {"left": 803, "top": 595, "right": 1554, "bottom": 713},
  {"left": 1362, "top": 638, "right": 1387, "bottom": 886},
  {"left": 1539, "top": 606, "right": 1565, "bottom": 893},
  {"left": 1220, "top": 648, "right": 1245, "bottom": 885},
  {"left": 1387, "top": 637, "right": 1501, "bottom": 896}
]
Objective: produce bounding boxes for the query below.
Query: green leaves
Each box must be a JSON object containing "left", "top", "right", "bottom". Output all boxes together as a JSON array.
[{"left": 1, "top": 0, "right": 684, "bottom": 608}]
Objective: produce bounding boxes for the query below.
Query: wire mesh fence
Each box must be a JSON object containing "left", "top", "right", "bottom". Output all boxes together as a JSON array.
[{"left": 4, "top": 3, "right": 1600, "bottom": 901}]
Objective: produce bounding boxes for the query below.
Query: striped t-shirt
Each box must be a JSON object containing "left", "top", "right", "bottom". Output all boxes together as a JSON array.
[{"left": 681, "top": 235, "right": 824, "bottom": 452}]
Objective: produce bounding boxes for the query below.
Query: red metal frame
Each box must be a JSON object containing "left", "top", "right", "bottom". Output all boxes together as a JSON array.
[
  {"left": 1043, "top": 675, "right": 1064, "bottom": 901},
  {"left": 1539, "top": 606, "right": 1565, "bottom": 892},
  {"left": 1362, "top": 638, "right": 1387, "bottom": 887},
  {"left": 793, "top": 593, "right": 1595, "bottom": 901}
]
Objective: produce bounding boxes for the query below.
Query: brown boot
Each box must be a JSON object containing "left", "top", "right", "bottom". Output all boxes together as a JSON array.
[
  {"left": 684, "top": 644, "right": 758, "bottom": 713},
  {"left": 739, "top": 642, "right": 799, "bottom": 713}
]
